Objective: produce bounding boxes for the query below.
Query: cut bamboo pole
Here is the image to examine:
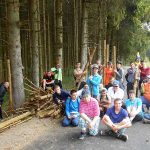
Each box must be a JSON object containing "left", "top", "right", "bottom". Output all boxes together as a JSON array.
[
  {"left": 0, "top": 112, "right": 32, "bottom": 130},
  {"left": 7, "top": 59, "right": 13, "bottom": 111}
]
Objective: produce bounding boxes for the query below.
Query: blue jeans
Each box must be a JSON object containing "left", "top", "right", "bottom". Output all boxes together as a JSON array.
[
  {"left": 62, "top": 116, "right": 79, "bottom": 127},
  {"left": 140, "top": 96, "right": 150, "bottom": 110}
]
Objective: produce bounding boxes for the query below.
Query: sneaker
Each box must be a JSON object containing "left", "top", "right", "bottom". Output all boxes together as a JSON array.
[
  {"left": 100, "top": 130, "right": 114, "bottom": 136},
  {"left": 79, "top": 133, "right": 86, "bottom": 140},
  {"left": 117, "top": 134, "right": 128, "bottom": 142}
]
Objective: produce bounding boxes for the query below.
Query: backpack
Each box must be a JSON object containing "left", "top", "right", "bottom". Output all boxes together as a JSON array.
[{"left": 143, "top": 112, "right": 150, "bottom": 124}]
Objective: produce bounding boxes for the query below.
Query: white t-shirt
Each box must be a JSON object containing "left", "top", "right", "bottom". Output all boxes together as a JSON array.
[{"left": 108, "top": 87, "right": 124, "bottom": 106}]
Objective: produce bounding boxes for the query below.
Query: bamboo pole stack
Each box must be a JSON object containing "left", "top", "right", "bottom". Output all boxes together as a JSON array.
[{"left": 0, "top": 78, "right": 64, "bottom": 133}]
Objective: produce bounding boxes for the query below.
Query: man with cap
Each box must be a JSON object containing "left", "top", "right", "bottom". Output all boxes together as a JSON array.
[
  {"left": 125, "top": 90, "right": 143, "bottom": 122},
  {"left": 87, "top": 64, "right": 102, "bottom": 99},
  {"left": 78, "top": 89, "right": 100, "bottom": 140},
  {"left": 108, "top": 80, "right": 124, "bottom": 106},
  {"left": 140, "top": 75, "right": 150, "bottom": 112}
]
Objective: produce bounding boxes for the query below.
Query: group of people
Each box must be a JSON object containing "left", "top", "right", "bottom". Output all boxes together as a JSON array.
[{"left": 50, "top": 58, "right": 150, "bottom": 142}]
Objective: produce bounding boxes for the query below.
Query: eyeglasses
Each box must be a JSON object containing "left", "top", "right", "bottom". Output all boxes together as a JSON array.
[{"left": 113, "top": 86, "right": 119, "bottom": 87}]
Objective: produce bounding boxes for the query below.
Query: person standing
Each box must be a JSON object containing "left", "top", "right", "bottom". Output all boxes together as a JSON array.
[
  {"left": 0, "top": 82, "right": 9, "bottom": 119},
  {"left": 125, "top": 62, "right": 139, "bottom": 98},
  {"left": 104, "top": 61, "right": 114, "bottom": 88},
  {"left": 87, "top": 64, "right": 102, "bottom": 99},
  {"left": 73, "top": 62, "right": 86, "bottom": 90},
  {"left": 51, "top": 64, "right": 63, "bottom": 88},
  {"left": 114, "top": 61, "right": 124, "bottom": 90}
]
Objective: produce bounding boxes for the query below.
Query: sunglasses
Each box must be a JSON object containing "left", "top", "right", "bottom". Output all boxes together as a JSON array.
[{"left": 113, "top": 85, "right": 119, "bottom": 87}]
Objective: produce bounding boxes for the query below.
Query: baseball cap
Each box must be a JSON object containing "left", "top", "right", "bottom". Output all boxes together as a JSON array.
[
  {"left": 113, "top": 80, "right": 119, "bottom": 86},
  {"left": 81, "top": 89, "right": 91, "bottom": 98},
  {"left": 92, "top": 64, "right": 99, "bottom": 69}
]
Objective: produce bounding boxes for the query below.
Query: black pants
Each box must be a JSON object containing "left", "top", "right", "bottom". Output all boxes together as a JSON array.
[
  {"left": 0, "top": 102, "right": 3, "bottom": 119},
  {"left": 54, "top": 80, "right": 62, "bottom": 89},
  {"left": 127, "top": 82, "right": 138, "bottom": 98},
  {"left": 76, "top": 81, "right": 85, "bottom": 90}
]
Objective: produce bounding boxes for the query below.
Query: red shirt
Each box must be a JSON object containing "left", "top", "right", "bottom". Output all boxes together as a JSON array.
[
  {"left": 43, "top": 72, "right": 54, "bottom": 83},
  {"left": 140, "top": 67, "right": 150, "bottom": 80}
]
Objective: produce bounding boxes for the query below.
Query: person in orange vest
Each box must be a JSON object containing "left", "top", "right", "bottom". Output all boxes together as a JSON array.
[
  {"left": 140, "top": 75, "right": 150, "bottom": 112},
  {"left": 104, "top": 61, "right": 114, "bottom": 88}
]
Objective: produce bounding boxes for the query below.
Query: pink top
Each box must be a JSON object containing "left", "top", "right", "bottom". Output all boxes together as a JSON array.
[{"left": 80, "top": 97, "right": 100, "bottom": 118}]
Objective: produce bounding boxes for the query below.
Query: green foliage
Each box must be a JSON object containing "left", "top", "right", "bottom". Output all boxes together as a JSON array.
[
  {"left": 62, "top": 67, "right": 75, "bottom": 90},
  {"left": 107, "top": 0, "right": 126, "bottom": 29},
  {"left": 117, "top": 0, "right": 150, "bottom": 63}
]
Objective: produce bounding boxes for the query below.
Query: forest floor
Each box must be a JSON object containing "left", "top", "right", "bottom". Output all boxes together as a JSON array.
[{"left": 0, "top": 116, "right": 150, "bottom": 150}]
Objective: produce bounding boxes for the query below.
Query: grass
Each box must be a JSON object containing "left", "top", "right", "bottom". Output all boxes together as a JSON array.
[{"left": 62, "top": 75, "right": 76, "bottom": 90}]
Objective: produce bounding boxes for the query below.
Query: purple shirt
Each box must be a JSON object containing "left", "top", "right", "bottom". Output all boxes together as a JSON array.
[{"left": 106, "top": 106, "right": 128, "bottom": 123}]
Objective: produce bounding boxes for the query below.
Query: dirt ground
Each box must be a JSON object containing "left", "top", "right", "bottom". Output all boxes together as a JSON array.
[
  {"left": 0, "top": 117, "right": 57, "bottom": 150},
  {"left": 0, "top": 117, "right": 150, "bottom": 150}
]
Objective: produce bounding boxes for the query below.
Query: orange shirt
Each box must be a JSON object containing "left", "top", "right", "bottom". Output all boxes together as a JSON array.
[
  {"left": 104, "top": 67, "right": 114, "bottom": 86},
  {"left": 143, "top": 82, "right": 150, "bottom": 102}
]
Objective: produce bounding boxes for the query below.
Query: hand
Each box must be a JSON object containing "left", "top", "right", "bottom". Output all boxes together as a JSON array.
[
  {"left": 111, "top": 124, "right": 119, "bottom": 132},
  {"left": 89, "top": 76, "right": 93, "bottom": 80},
  {"left": 88, "top": 121, "right": 94, "bottom": 129},
  {"left": 114, "top": 69, "right": 117, "bottom": 73},
  {"left": 58, "top": 100, "right": 62, "bottom": 105},
  {"left": 72, "top": 115, "right": 77, "bottom": 118},
  {"left": 68, "top": 116, "right": 72, "bottom": 119}
]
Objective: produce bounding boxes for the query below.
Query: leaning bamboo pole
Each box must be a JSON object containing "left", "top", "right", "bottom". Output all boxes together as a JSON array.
[
  {"left": 103, "top": 40, "right": 107, "bottom": 85},
  {"left": 7, "top": 59, "right": 13, "bottom": 111}
]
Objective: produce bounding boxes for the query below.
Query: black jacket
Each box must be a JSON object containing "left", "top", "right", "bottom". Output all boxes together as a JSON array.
[{"left": 0, "top": 83, "right": 7, "bottom": 104}]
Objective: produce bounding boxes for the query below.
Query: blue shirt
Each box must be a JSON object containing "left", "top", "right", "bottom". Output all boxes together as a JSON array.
[
  {"left": 125, "top": 98, "right": 142, "bottom": 114},
  {"left": 65, "top": 97, "right": 80, "bottom": 117},
  {"left": 87, "top": 73, "right": 102, "bottom": 96},
  {"left": 126, "top": 68, "right": 136, "bottom": 83},
  {"left": 106, "top": 106, "right": 128, "bottom": 123}
]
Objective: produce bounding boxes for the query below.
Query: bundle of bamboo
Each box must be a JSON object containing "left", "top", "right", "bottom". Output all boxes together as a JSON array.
[{"left": 0, "top": 78, "right": 63, "bottom": 133}]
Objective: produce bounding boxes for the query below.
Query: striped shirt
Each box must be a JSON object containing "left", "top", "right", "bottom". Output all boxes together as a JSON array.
[{"left": 79, "top": 97, "right": 100, "bottom": 118}]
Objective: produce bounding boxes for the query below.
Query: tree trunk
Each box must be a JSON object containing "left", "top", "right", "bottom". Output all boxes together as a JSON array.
[
  {"left": 74, "top": 0, "right": 79, "bottom": 63},
  {"left": 7, "top": 0, "right": 25, "bottom": 108},
  {"left": 55, "top": 0, "right": 63, "bottom": 66},
  {"left": 81, "top": 1, "right": 88, "bottom": 68},
  {"left": 30, "top": 0, "right": 39, "bottom": 86}
]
